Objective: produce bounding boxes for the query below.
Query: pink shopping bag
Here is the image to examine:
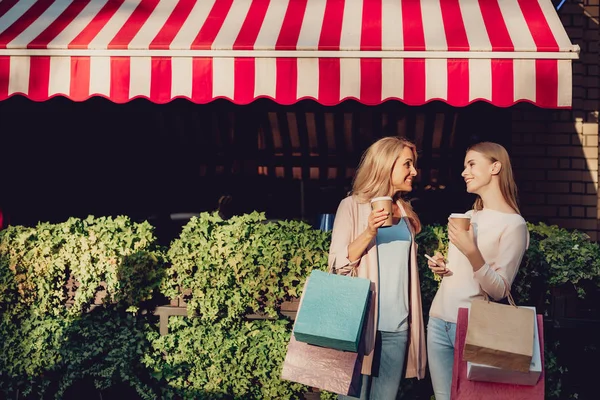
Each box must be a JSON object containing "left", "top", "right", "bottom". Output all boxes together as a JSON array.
[{"left": 451, "top": 308, "right": 545, "bottom": 400}]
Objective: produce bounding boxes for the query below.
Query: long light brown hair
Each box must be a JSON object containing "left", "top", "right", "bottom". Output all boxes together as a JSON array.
[
  {"left": 467, "top": 142, "right": 520, "bottom": 214},
  {"left": 352, "top": 137, "right": 421, "bottom": 233}
]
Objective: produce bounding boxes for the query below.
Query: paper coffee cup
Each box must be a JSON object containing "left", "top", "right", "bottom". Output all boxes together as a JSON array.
[
  {"left": 449, "top": 213, "right": 471, "bottom": 230},
  {"left": 370, "top": 196, "right": 393, "bottom": 227}
]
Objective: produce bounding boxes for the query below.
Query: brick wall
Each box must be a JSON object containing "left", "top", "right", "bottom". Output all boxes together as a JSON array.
[{"left": 512, "top": 0, "right": 600, "bottom": 240}]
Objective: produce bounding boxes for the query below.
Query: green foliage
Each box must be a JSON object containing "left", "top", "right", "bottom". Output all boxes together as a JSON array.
[
  {"left": 0, "top": 224, "right": 67, "bottom": 318},
  {"left": 0, "top": 216, "right": 165, "bottom": 399},
  {"left": 0, "top": 313, "right": 67, "bottom": 398},
  {"left": 61, "top": 216, "right": 165, "bottom": 312},
  {"left": 415, "top": 224, "right": 448, "bottom": 312},
  {"left": 1, "top": 213, "right": 599, "bottom": 400},
  {"left": 117, "top": 250, "right": 167, "bottom": 307},
  {"left": 145, "top": 317, "right": 307, "bottom": 399},
  {"left": 165, "top": 212, "right": 330, "bottom": 324},
  {"left": 151, "top": 212, "right": 331, "bottom": 399},
  {"left": 544, "top": 340, "right": 563, "bottom": 400},
  {"left": 56, "top": 309, "right": 157, "bottom": 400},
  {"left": 319, "top": 389, "right": 339, "bottom": 400},
  {"left": 515, "top": 222, "right": 600, "bottom": 303}
]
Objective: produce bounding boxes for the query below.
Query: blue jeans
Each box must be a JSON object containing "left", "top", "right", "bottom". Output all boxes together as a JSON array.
[
  {"left": 339, "top": 330, "right": 408, "bottom": 400},
  {"left": 427, "top": 317, "right": 457, "bottom": 400}
]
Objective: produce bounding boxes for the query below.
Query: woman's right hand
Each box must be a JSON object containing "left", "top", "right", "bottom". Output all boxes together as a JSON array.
[
  {"left": 367, "top": 208, "right": 390, "bottom": 236},
  {"left": 428, "top": 251, "right": 450, "bottom": 277}
]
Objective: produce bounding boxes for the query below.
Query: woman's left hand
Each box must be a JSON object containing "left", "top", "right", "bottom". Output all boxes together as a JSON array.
[{"left": 448, "top": 219, "right": 477, "bottom": 257}]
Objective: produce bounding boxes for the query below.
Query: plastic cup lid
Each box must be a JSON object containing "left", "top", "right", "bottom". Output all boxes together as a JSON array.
[{"left": 449, "top": 213, "right": 471, "bottom": 219}]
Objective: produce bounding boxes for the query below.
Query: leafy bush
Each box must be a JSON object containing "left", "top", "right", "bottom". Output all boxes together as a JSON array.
[
  {"left": 0, "top": 216, "right": 166, "bottom": 399},
  {"left": 516, "top": 222, "right": 600, "bottom": 303},
  {"left": 149, "top": 212, "right": 331, "bottom": 399},
  {"left": 56, "top": 309, "right": 157, "bottom": 400},
  {"left": 117, "top": 251, "right": 167, "bottom": 307},
  {"left": 144, "top": 318, "right": 305, "bottom": 399},
  {"left": 1, "top": 214, "right": 599, "bottom": 399},
  {"left": 164, "top": 212, "right": 329, "bottom": 323}
]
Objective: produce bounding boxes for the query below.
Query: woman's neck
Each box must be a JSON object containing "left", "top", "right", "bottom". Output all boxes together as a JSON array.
[{"left": 477, "top": 183, "right": 515, "bottom": 213}]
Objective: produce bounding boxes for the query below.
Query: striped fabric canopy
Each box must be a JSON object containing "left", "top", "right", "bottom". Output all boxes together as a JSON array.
[{"left": 0, "top": 0, "right": 579, "bottom": 107}]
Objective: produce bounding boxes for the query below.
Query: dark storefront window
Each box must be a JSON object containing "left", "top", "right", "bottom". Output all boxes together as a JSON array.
[{"left": 0, "top": 96, "right": 509, "bottom": 240}]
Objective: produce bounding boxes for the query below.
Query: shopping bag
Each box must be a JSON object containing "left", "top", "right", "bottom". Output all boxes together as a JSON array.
[
  {"left": 281, "top": 335, "right": 363, "bottom": 396},
  {"left": 463, "top": 294, "right": 535, "bottom": 372},
  {"left": 467, "top": 307, "right": 543, "bottom": 386},
  {"left": 293, "top": 270, "right": 371, "bottom": 352},
  {"left": 451, "top": 308, "right": 545, "bottom": 400},
  {"left": 282, "top": 273, "right": 370, "bottom": 396}
]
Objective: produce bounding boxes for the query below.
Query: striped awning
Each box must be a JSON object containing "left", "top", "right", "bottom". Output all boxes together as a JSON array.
[{"left": 0, "top": 0, "right": 579, "bottom": 107}]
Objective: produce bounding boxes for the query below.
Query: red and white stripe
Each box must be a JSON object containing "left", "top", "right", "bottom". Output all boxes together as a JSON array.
[{"left": 0, "top": 0, "right": 579, "bottom": 107}]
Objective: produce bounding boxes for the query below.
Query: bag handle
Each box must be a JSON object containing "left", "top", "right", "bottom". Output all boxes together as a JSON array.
[{"left": 482, "top": 291, "right": 518, "bottom": 308}]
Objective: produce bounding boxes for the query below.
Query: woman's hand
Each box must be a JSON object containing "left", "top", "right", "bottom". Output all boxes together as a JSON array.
[
  {"left": 367, "top": 208, "right": 390, "bottom": 236},
  {"left": 427, "top": 251, "right": 450, "bottom": 277},
  {"left": 448, "top": 219, "right": 477, "bottom": 257}
]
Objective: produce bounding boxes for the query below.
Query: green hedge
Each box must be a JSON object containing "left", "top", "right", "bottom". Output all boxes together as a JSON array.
[
  {"left": 0, "top": 216, "right": 166, "bottom": 399},
  {"left": 148, "top": 212, "right": 331, "bottom": 399},
  {"left": 1, "top": 213, "right": 599, "bottom": 399}
]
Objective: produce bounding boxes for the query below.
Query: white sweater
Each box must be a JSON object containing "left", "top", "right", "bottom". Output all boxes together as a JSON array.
[{"left": 429, "top": 208, "right": 529, "bottom": 323}]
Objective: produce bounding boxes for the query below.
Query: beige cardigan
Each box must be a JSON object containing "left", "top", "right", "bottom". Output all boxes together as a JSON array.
[{"left": 327, "top": 195, "right": 427, "bottom": 379}]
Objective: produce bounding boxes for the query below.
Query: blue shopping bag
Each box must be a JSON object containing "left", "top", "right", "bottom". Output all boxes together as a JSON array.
[{"left": 293, "top": 270, "right": 371, "bottom": 353}]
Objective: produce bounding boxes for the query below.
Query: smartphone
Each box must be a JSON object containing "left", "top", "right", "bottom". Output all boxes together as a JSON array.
[{"left": 424, "top": 254, "right": 445, "bottom": 268}]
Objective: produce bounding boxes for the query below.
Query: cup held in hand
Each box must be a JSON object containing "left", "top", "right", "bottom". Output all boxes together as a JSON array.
[
  {"left": 449, "top": 213, "right": 471, "bottom": 231},
  {"left": 370, "top": 196, "right": 393, "bottom": 227}
]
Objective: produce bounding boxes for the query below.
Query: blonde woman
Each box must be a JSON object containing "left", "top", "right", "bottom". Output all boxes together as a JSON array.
[
  {"left": 427, "top": 142, "right": 529, "bottom": 400},
  {"left": 329, "top": 137, "right": 426, "bottom": 400}
]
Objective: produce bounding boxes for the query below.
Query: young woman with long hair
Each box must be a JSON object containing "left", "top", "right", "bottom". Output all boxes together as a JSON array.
[
  {"left": 329, "top": 136, "right": 426, "bottom": 399},
  {"left": 426, "top": 142, "right": 529, "bottom": 400}
]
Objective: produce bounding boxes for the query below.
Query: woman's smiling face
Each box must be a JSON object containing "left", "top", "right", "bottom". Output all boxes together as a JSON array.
[
  {"left": 462, "top": 150, "right": 497, "bottom": 194},
  {"left": 391, "top": 146, "right": 417, "bottom": 194}
]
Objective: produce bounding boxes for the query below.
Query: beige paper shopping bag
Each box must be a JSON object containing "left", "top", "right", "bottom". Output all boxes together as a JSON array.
[
  {"left": 467, "top": 307, "right": 542, "bottom": 386},
  {"left": 463, "top": 295, "right": 535, "bottom": 373}
]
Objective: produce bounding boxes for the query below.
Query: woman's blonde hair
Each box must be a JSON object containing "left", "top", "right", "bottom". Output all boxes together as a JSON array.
[
  {"left": 352, "top": 137, "right": 421, "bottom": 233},
  {"left": 467, "top": 142, "right": 520, "bottom": 214}
]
